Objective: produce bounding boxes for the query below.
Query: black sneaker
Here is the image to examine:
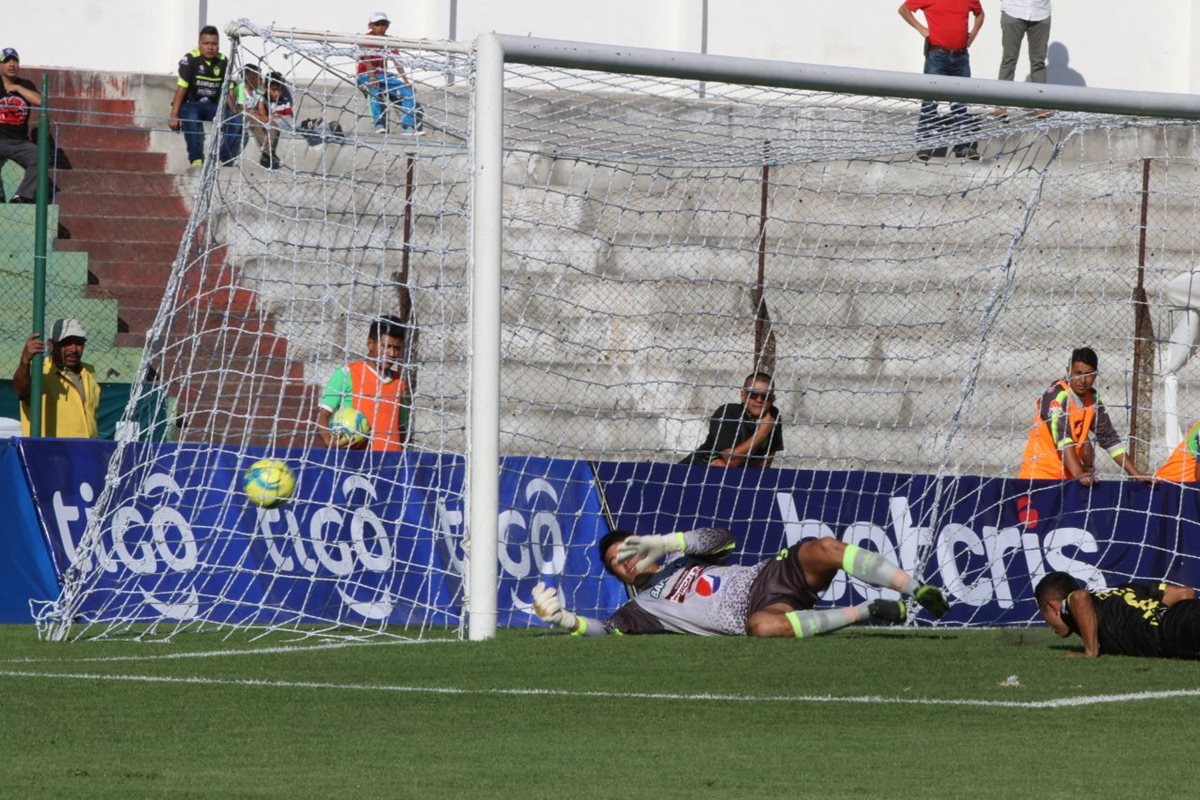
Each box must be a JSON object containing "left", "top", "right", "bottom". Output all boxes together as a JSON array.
[
  {"left": 915, "top": 584, "right": 950, "bottom": 619},
  {"left": 958, "top": 147, "right": 981, "bottom": 161},
  {"left": 916, "top": 149, "right": 932, "bottom": 162},
  {"left": 868, "top": 599, "right": 907, "bottom": 624}
]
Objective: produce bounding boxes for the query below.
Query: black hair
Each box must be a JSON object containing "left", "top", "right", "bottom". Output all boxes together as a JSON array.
[
  {"left": 368, "top": 314, "right": 407, "bottom": 342},
  {"left": 1034, "top": 571, "right": 1081, "bottom": 606},
  {"left": 743, "top": 371, "right": 773, "bottom": 389},
  {"left": 597, "top": 529, "right": 634, "bottom": 575},
  {"left": 242, "top": 63, "right": 261, "bottom": 75},
  {"left": 1069, "top": 347, "right": 1098, "bottom": 371},
  {"left": 199, "top": 25, "right": 220, "bottom": 39}
]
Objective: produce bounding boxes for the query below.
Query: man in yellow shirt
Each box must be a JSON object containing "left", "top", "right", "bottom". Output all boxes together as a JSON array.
[{"left": 13, "top": 317, "right": 100, "bottom": 438}]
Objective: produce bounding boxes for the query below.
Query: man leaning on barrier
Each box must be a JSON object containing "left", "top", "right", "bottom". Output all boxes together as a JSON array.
[{"left": 13, "top": 318, "right": 100, "bottom": 438}]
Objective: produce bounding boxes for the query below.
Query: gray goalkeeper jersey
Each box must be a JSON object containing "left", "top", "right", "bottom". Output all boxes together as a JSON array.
[{"left": 579, "top": 527, "right": 764, "bottom": 636}]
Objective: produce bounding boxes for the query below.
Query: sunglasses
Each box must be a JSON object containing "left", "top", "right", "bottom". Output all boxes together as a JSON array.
[{"left": 745, "top": 390, "right": 774, "bottom": 401}]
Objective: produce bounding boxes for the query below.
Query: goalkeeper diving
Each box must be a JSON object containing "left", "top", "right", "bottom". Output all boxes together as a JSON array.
[{"left": 533, "top": 527, "right": 949, "bottom": 637}]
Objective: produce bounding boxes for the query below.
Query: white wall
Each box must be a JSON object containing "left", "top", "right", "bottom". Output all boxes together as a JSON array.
[{"left": 5, "top": 0, "right": 1199, "bottom": 95}]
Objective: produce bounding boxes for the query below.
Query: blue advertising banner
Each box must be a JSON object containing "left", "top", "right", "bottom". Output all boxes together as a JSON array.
[
  {"left": 594, "top": 463, "right": 1200, "bottom": 625},
  {"left": 7, "top": 439, "right": 625, "bottom": 628}
]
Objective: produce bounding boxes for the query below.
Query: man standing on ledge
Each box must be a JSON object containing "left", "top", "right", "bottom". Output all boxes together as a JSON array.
[
  {"left": 899, "top": 0, "right": 985, "bottom": 161},
  {"left": 13, "top": 318, "right": 100, "bottom": 438}
]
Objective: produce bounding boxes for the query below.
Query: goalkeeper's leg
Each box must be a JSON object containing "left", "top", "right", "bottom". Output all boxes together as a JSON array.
[
  {"left": 746, "top": 600, "right": 906, "bottom": 638},
  {"left": 796, "top": 538, "right": 949, "bottom": 618}
]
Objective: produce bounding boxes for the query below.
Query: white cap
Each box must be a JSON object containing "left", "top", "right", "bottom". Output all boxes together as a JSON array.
[
  {"left": 369, "top": 11, "right": 390, "bottom": 23},
  {"left": 50, "top": 318, "right": 87, "bottom": 341}
]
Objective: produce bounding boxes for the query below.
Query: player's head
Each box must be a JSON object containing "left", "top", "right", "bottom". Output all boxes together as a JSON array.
[
  {"left": 242, "top": 63, "right": 261, "bottom": 88},
  {"left": 367, "top": 314, "right": 406, "bottom": 366},
  {"left": 368, "top": 11, "right": 391, "bottom": 33},
  {"left": 266, "top": 71, "right": 285, "bottom": 98},
  {"left": 1034, "top": 571, "right": 1081, "bottom": 637},
  {"left": 741, "top": 371, "right": 775, "bottom": 416},
  {"left": 597, "top": 529, "right": 645, "bottom": 586},
  {"left": 1067, "top": 347, "right": 1099, "bottom": 395},
  {"left": 198, "top": 26, "right": 220, "bottom": 59}
]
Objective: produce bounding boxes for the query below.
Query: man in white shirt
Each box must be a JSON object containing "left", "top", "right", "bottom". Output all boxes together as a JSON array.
[{"left": 997, "top": 0, "right": 1051, "bottom": 84}]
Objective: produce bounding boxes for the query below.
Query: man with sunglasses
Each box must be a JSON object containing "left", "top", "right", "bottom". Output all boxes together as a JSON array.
[
  {"left": 1017, "top": 347, "right": 1154, "bottom": 485},
  {"left": 685, "top": 371, "right": 783, "bottom": 468}
]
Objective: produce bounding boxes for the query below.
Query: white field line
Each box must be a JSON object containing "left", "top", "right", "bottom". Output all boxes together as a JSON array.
[
  {"left": 2, "top": 668, "right": 1199, "bottom": 710},
  {"left": 0, "top": 637, "right": 455, "bottom": 665}
]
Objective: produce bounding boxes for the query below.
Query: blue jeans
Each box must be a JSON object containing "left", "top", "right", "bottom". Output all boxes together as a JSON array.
[
  {"left": 179, "top": 99, "right": 242, "bottom": 162},
  {"left": 919, "top": 48, "right": 973, "bottom": 155},
  {"left": 357, "top": 73, "right": 416, "bottom": 129}
]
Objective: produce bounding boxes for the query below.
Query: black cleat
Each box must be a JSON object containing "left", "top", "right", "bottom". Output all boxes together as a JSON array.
[
  {"left": 868, "top": 599, "right": 907, "bottom": 624},
  {"left": 915, "top": 584, "right": 950, "bottom": 619}
]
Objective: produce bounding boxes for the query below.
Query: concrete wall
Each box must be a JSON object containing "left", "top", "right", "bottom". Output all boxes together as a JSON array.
[{"left": 5, "top": 1, "right": 1200, "bottom": 94}]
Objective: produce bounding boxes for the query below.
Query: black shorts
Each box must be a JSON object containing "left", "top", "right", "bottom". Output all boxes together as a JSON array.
[
  {"left": 1161, "top": 599, "right": 1200, "bottom": 658},
  {"left": 747, "top": 543, "right": 820, "bottom": 615}
]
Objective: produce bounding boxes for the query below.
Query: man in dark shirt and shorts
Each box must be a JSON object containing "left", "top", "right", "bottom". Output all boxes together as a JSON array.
[
  {"left": 1035, "top": 571, "right": 1200, "bottom": 658},
  {"left": 533, "top": 526, "right": 949, "bottom": 638},
  {"left": 168, "top": 26, "right": 239, "bottom": 167},
  {"left": 0, "top": 47, "right": 42, "bottom": 203},
  {"left": 686, "top": 371, "right": 783, "bottom": 468}
]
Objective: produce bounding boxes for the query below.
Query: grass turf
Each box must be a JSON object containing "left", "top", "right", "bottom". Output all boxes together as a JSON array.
[{"left": 3, "top": 625, "right": 1200, "bottom": 798}]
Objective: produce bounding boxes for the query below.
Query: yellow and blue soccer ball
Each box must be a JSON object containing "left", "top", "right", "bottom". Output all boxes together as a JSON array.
[
  {"left": 330, "top": 406, "right": 371, "bottom": 447},
  {"left": 243, "top": 458, "right": 296, "bottom": 509}
]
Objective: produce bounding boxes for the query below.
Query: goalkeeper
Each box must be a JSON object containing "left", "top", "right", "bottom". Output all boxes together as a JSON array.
[{"left": 533, "top": 528, "right": 949, "bottom": 637}]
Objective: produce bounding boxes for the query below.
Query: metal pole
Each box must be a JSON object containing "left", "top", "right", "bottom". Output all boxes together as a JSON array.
[
  {"left": 467, "top": 33, "right": 503, "bottom": 641},
  {"left": 29, "top": 75, "right": 50, "bottom": 437},
  {"left": 1130, "top": 158, "right": 1155, "bottom": 470}
]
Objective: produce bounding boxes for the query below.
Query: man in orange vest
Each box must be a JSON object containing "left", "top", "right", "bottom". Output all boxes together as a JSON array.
[
  {"left": 317, "top": 315, "right": 410, "bottom": 451},
  {"left": 1017, "top": 347, "right": 1153, "bottom": 485},
  {"left": 1156, "top": 420, "right": 1200, "bottom": 483}
]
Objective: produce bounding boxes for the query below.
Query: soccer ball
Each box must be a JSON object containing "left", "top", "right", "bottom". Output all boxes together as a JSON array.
[
  {"left": 330, "top": 406, "right": 371, "bottom": 447},
  {"left": 243, "top": 458, "right": 296, "bottom": 509}
]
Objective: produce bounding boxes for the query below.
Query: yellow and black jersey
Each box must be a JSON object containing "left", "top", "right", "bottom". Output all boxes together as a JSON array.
[
  {"left": 1065, "top": 583, "right": 1166, "bottom": 657},
  {"left": 177, "top": 50, "right": 228, "bottom": 104}
]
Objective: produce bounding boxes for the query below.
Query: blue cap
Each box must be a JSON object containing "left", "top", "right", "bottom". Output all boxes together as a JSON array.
[{"left": 1, "top": 48, "right": 19, "bottom": 62}]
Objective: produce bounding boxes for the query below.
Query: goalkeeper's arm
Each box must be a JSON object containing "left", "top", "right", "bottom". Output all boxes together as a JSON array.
[
  {"left": 532, "top": 583, "right": 607, "bottom": 636},
  {"left": 616, "top": 527, "right": 736, "bottom": 572}
]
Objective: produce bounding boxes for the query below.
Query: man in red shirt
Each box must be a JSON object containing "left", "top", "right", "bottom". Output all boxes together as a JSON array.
[{"left": 899, "top": 0, "right": 985, "bottom": 161}]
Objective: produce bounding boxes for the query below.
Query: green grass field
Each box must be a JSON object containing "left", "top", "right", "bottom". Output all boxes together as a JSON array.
[{"left": 3, "top": 624, "right": 1200, "bottom": 799}]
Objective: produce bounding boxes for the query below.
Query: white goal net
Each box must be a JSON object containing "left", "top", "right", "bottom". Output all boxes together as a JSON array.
[{"left": 35, "top": 23, "right": 1200, "bottom": 641}]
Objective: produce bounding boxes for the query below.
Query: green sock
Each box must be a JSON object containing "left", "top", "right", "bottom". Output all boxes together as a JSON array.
[
  {"left": 842, "top": 544, "right": 921, "bottom": 596},
  {"left": 785, "top": 604, "right": 869, "bottom": 638}
]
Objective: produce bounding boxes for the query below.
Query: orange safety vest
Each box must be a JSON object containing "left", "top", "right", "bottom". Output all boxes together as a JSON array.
[
  {"left": 347, "top": 361, "right": 408, "bottom": 452},
  {"left": 1017, "top": 380, "right": 1096, "bottom": 480},
  {"left": 1156, "top": 420, "right": 1200, "bottom": 482}
]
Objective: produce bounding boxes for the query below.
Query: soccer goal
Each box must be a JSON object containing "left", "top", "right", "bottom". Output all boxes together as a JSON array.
[{"left": 34, "top": 21, "right": 1200, "bottom": 642}]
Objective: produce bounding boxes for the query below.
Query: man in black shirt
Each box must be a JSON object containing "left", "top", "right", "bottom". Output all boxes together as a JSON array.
[
  {"left": 0, "top": 48, "right": 42, "bottom": 203},
  {"left": 685, "top": 371, "right": 784, "bottom": 468},
  {"left": 168, "top": 26, "right": 238, "bottom": 167},
  {"left": 1035, "top": 571, "right": 1200, "bottom": 658}
]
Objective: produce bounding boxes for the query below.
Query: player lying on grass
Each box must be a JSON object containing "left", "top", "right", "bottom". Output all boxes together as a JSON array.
[
  {"left": 1035, "top": 571, "right": 1200, "bottom": 659},
  {"left": 533, "top": 527, "right": 949, "bottom": 637}
]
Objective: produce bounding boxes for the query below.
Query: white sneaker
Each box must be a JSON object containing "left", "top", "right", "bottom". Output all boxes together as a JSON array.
[
  {"left": 402, "top": 127, "right": 424, "bottom": 136},
  {"left": 374, "top": 124, "right": 387, "bottom": 134}
]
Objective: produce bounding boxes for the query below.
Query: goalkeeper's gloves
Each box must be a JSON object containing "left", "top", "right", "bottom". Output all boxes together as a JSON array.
[
  {"left": 615, "top": 533, "right": 683, "bottom": 573},
  {"left": 532, "top": 582, "right": 577, "bottom": 632}
]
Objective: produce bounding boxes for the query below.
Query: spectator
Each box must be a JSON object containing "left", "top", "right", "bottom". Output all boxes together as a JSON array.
[
  {"left": 994, "top": 0, "right": 1052, "bottom": 118},
  {"left": 532, "top": 526, "right": 949, "bottom": 637},
  {"left": 898, "top": 0, "right": 985, "bottom": 161},
  {"left": 1155, "top": 420, "right": 1200, "bottom": 483},
  {"left": 317, "top": 315, "right": 411, "bottom": 451},
  {"left": 1016, "top": 347, "right": 1153, "bottom": 485},
  {"left": 219, "top": 63, "right": 262, "bottom": 165},
  {"left": 1035, "top": 571, "right": 1200, "bottom": 659},
  {"left": 0, "top": 47, "right": 42, "bottom": 203},
  {"left": 357, "top": 11, "right": 421, "bottom": 135},
  {"left": 168, "top": 26, "right": 240, "bottom": 168},
  {"left": 256, "top": 71, "right": 294, "bottom": 169},
  {"left": 685, "top": 371, "right": 783, "bottom": 468},
  {"left": 13, "top": 318, "right": 100, "bottom": 438}
]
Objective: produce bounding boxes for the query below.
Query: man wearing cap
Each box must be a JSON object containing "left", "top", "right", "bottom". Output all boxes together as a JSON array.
[
  {"left": 0, "top": 47, "right": 42, "bottom": 203},
  {"left": 357, "top": 11, "right": 421, "bottom": 135},
  {"left": 168, "top": 26, "right": 240, "bottom": 167},
  {"left": 13, "top": 318, "right": 101, "bottom": 438}
]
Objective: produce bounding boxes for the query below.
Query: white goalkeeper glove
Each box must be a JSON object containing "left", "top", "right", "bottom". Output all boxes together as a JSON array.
[
  {"left": 615, "top": 533, "right": 683, "bottom": 573},
  {"left": 532, "top": 582, "right": 577, "bottom": 632}
]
